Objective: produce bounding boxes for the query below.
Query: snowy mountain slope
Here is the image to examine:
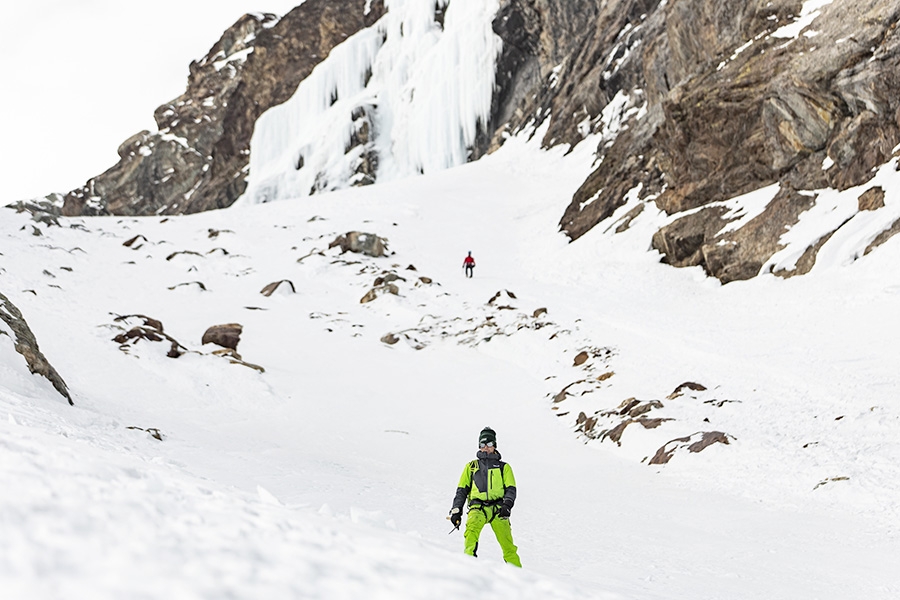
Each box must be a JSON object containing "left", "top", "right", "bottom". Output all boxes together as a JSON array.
[{"left": 3, "top": 130, "right": 900, "bottom": 598}]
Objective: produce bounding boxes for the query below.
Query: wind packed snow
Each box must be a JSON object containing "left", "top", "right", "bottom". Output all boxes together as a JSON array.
[
  {"left": 3, "top": 117, "right": 900, "bottom": 598},
  {"left": 241, "top": 0, "right": 502, "bottom": 204},
  {"left": 764, "top": 158, "right": 900, "bottom": 274},
  {"left": 770, "top": 0, "right": 835, "bottom": 40}
]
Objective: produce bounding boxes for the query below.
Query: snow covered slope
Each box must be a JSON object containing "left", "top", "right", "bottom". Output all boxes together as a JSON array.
[{"left": 2, "top": 130, "right": 900, "bottom": 598}]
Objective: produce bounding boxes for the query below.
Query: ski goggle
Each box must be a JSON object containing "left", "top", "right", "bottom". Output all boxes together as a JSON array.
[{"left": 479, "top": 441, "right": 495, "bottom": 448}]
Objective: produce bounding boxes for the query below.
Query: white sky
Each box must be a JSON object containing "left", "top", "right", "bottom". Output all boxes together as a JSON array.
[{"left": 0, "top": 1, "right": 303, "bottom": 203}]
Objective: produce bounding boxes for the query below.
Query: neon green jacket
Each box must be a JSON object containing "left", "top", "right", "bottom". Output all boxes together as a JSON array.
[{"left": 451, "top": 450, "right": 517, "bottom": 512}]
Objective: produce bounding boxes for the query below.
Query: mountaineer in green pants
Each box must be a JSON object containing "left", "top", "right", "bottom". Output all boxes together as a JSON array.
[{"left": 448, "top": 427, "right": 521, "bottom": 567}]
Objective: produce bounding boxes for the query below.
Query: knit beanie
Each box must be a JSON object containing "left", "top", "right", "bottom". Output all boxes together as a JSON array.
[{"left": 478, "top": 427, "right": 497, "bottom": 446}]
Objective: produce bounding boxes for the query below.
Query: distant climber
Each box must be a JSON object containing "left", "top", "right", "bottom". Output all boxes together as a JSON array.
[
  {"left": 448, "top": 427, "right": 521, "bottom": 567},
  {"left": 462, "top": 251, "right": 476, "bottom": 278}
]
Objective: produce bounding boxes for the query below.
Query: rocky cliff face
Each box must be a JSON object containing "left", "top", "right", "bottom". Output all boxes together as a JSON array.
[
  {"left": 62, "top": 1, "right": 384, "bottom": 217},
  {"left": 57, "top": 0, "right": 900, "bottom": 282},
  {"left": 491, "top": 0, "right": 900, "bottom": 282}
]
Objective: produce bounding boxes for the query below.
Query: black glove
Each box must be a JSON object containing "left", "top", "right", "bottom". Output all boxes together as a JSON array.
[
  {"left": 449, "top": 509, "right": 462, "bottom": 528},
  {"left": 499, "top": 503, "right": 512, "bottom": 519}
]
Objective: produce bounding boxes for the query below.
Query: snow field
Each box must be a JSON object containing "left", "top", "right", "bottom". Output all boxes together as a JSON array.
[{"left": 3, "top": 126, "right": 900, "bottom": 598}]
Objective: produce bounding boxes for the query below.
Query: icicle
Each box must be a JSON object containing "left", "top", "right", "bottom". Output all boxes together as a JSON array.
[{"left": 239, "top": 0, "right": 502, "bottom": 205}]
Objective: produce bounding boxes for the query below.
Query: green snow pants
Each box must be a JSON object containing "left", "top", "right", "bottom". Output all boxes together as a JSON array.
[{"left": 463, "top": 505, "right": 522, "bottom": 567}]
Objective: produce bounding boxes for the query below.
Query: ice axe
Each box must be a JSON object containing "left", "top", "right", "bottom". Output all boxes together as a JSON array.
[{"left": 447, "top": 507, "right": 461, "bottom": 534}]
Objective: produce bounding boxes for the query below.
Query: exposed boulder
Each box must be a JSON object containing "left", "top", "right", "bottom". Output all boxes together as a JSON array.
[
  {"left": 0, "top": 291, "right": 72, "bottom": 404},
  {"left": 329, "top": 232, "right": 389, "bottom": 257},
  {"left": 201, "top": 323, "right": 243, "bottom": 350},
  {"left": 360, "top": 283, "right": 399, "bottom": 304}
]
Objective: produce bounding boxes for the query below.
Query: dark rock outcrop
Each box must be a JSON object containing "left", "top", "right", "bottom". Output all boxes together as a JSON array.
[
  {"left": 0, "top": 292, "right": 72, "bottom": 404},
  {"left": 46, "top": 0, "right": 900, "bottom": 281},
  {"left": 491, "top": 0, "right": 900, "bottom": 282},
  {"left": 62, "top": 1, "right": 384, "bottom": 217}
]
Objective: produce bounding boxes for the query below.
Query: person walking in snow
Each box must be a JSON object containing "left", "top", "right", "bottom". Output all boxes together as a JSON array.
[
  {"left": 462, "top": 251, "right": 476, "bottom": 278},
  {"left": 448, "top": 427, "right": 521, "bottom": 567}
]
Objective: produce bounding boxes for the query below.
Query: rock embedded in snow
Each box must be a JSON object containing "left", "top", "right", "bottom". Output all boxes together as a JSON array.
[
  {"left": 668, "top": 382, "right": 708, "bottom": 400},
  {"left": 373, "top": 273, "right": 405, "bottom": 286},
  {"left": 360, "top": 284, "right": 399, "bottom": 304},
  {"left": 260, "top": 280, "right": 296, "bottom": 296},
  {"left": 380, "top": 332, "right": 399, "bottom": 345},
  {"left": 114, "top": 314, "right": 165, "bottom": 333},
  {"left": 207, "top": 228, "right": 233, "bottom": 239},
  {"left": 167, "top": 281, "right": 208, "bottom": 292},
  {"left": 0, "top": 291, "right": 73, "bottom": 404},
  {"left": 122, "top": 235, "right": 147, "bottom": 248},
  {"left": 201, "top": 323, "right": 243, "bottom": 351},
  {"left": 864, "top": 217, "right": 900, "bottom": 255},
  {"left": 487, "top": 290, "right": 517, "bottom": 308},
  {"left": 166, "top": 250, "right": 204, "bottom": 261},
  {"left": 590, "top": 415, "right": 672, "bottom": 445},
  {"left": 112, "top": 315, "right": 187, "bottom": 359},
  {"left": 329, "top": 232, "right": 389, "bottom": 258},
  {"left": 649, "top": 431, "right": 734, "bottom": 465},
  {"left": 126, "top": 426, "right": 164, "bottom": 441}
]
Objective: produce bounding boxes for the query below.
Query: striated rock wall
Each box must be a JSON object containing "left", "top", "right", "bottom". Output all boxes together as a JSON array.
[
  {"left": 492, "top": 0, "right": 900, "bottom": 283},
  {"left": 54, "top": 0, "right": 900, "bottom": 282}
]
